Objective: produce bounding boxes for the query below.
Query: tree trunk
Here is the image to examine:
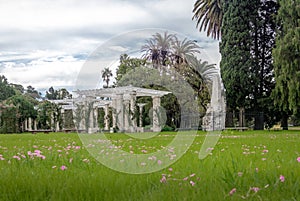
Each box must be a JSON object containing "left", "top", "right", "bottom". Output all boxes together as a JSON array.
[
  {"left": 225, "top": 111, "right": 234, "bottom": 127},
  {"left": 254, "top": 112, "right": 264, "bottom": 130},
  {"left": 281, "top": 112, "right": 288, "bottom": 130},
  {"left": 239, "top": 107, "right": 245, "bottom": 127}
]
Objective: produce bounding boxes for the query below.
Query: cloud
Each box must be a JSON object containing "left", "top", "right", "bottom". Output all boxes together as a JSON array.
[{"left": 0, "top": 0, "right": 221, "bottom": 93}]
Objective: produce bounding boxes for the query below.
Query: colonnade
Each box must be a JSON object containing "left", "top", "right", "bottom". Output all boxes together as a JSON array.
[{"left": 75, "top": 92, "right": 162, "bottom": 133}]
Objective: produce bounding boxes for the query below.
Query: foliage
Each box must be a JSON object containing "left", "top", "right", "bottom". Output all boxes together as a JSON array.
[
  {"left": 193, "top": 0, "right": 222, "bottom": 40},
  {"left": 45, "top": 87, "right": 72, "bottom": 100},
  {"left": 115, "top": 54, "right": 147, "bottom": 85},
  {"left": 101, "top": 67, "right": 113, "bottom": 88},
  {"left": 0, "top": 103, "right": 19, "bottom": 133},
  {"left": 0, "top": 75, "right": 15, "bottom": 102},
  {"left": 273, "top": 0, "right": 300, "bottom": 116},
  {"left": 220, "top": 0, "right": 254, "bottom": 113},
  {"left": 25, "top": 85, "right": 41, "bottom": 100},
  {"left": 37, "top": 101, "right": 61, "bottom": 129}
]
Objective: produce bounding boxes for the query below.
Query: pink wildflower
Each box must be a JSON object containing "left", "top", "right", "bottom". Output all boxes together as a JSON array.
[
  {"left": 297, "top": 157, "right": 300, "bottom": 162},
  {"left": 183, "top": 177, "right": 188, "bottom": 181},
  {"left": 190, "top": 181, "right": 195, "bottom": 186},
  {"left": 229, "top": 188, "right": 236, "bottom": 195},
  {"left": 279, "top": 175, "right": 285, "bottom": 182},
  {"left": 157, "top": 160, "right": 162, "bottom": 165},
  {"left": 60, "top": 165, "right": 67, "bottom": 171},
  {"left": 251, "top": 187, "right": 260, "bottom": 193},
  {"left": 160, "top": 175, "right": 167, "bottom": 183},
  {"left": 168, "top": 168, "right": 173, "bottom": 172},
  {"left": 190, "top": 173, "right": 196, "bottom": 177},
  {"left": 13, "top": 155, "right": 20, "bottom": 160}
]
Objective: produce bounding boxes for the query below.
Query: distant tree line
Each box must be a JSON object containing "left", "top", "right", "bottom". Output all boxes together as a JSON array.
[{"left": 0, "top": 76, "right": 72, "bottom": 133}]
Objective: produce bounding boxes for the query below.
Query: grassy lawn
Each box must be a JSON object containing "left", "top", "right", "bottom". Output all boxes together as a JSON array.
[{"left": 0, "top": 130, "right": 299, "bottom": 201}]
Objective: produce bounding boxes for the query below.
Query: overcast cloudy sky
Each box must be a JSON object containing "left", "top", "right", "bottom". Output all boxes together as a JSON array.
[{"left": 0, "top": 0, "right": 220, "bottom": 93}]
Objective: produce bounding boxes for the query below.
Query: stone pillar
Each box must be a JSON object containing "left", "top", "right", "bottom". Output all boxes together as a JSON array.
[
  {"left": 94, "top": 107, "right": 99, "bottom": 132},
  {"left": 34, "top": 119, "right": 37, "bottom": 130},
  {"left": 60, "top": 108, "right": 65, "bottom": 130},
  {"left": 104, "top": 104, "right": 109, "bottom": 130},
  {"left": 24, "top": 118, "right": 28, "bottom": 131},
  {"left": 56, "top": 121, "right": 60, "bottom": 132},
  {"left": 88, "top": 102, "right": 94, "bottom": 134},
  {"left": 116, "top": 93, "right": 124, "bottom": 132},
  {"left": 28, "top": 117, "right": 32, "bottom": 131},
  {"left": 124, "top": 100, "right": 130, "bottom": 132},
  {"left": 152, "top": 96, "right": 161, "bottom": 132},
  {"left": 137, "top": 103, "right": 146, "bottom": 127},
  {"left": 130, "top": 91, "right": 137, "bottom": 131},
  {"left": 112, "top": 99, "right": 117, "bottom": 129},
  {"left": 51, "top": 113, "right": 54, "bottom": 130}
]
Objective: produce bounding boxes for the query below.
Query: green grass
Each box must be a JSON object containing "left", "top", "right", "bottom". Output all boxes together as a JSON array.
[{"left": 0, "top": 130, "right": 299, "bottom": 201}]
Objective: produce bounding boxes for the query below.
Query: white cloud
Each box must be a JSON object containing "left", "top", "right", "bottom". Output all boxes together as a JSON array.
[{"left": 0, "top": 0, "right": 221, "bottom": 93}]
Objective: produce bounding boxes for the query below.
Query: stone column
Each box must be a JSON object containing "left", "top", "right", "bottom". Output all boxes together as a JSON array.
[
  {"left": 112, "top": 99, "right": 117, "bottom": 129},
  {"left": 56, "top": 121, "right": 60, "bottom": 132},
  {"left": 51, "top": 113, "right": 54, "bottom": 130},
  {"left": 88, "top": 102, "right": 94, "bottom": 134},
  {"left": 152, "top": 96, "right": 161, "bottom": 132},
  {"left": 137, "top": 103, "right": 146, "bottom": 127},
  {"left": 28, "top": 117, "right": 32, "bottom": 131},
  {"left": 104, "top": 104, "right": 109, "bottom": 130},
  {"left": 130, "top": 91, "right": 137, "bottom": 131},
  {"left": 60, "top": 108, "right": 65, "bottom": 130},
  {"left": 94, "top": 107, "right": 99, "bottom": 132},
  {"left": 124, "top": 100, "right": 130, "bottom": 132},
  {"left": 34, "top": 119, "right": 37, "bottom": 130},
  {"left": 116, "top": 93, "right": 124, "bottom": 132},
  {"left": 24, "top": 118, "right": 28, "bottom": 131}
]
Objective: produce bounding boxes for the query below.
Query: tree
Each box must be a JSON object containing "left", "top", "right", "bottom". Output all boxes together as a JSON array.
[
  {"left": 45, "top": 87, "right": 71, "bottom": 100},
  {"left": 247, "top": 0, "right": 279, "bottom": 130},
  {"left": 115, "top": 54, "right": 147, "bottom": 85},
  {"left": 220, "top": 0, "right": 255, "bottom": 127},
  {"left": 26, "top": 85, "right": 41, "bottom": 99},
  {"left": 6, "top": 95, "right": 37, "bottom": 132},
  {"left": 45, "top": 87, "right": 57, "bottom": 100},
  {"left": 141, "top": 32, "right": 175, "bottom": 70},
  {"left": 193, "top": 0, "right": 222, "bottom": 40},
  {"left": 101, "top": 67, "right": 113, "bottom": 88},
  {"left": 273, "top": 0, "right": 300, "bottom": 128},
  {"left": 0, "top": 75, "right": 15, "bottom": 101}
]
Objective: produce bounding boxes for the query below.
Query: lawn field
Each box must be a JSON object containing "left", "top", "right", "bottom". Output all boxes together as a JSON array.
[{"left": 0, "top": 130, "right": 299, "bottom": 201}]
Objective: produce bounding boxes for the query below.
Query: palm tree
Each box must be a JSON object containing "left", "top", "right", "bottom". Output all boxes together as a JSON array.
[
  {"left": 187, "top": 55, "right": 219, "bottom": 83},
  {"left": 192, "top": 0, "right": 222, "bottom": 40},
  {"left": 141, "top": 32, "right": 175, "bottom": 71},
  {"left": 171, "top": 37, "right": 200, "bottom": 71},
  {"left": 101, "top": 67, "right": 113, "bottom": 88}
]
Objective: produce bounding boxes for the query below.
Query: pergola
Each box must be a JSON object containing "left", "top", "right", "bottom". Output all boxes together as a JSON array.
[{"left": 71, "top": 86, "right": 171, "bottom": 133}]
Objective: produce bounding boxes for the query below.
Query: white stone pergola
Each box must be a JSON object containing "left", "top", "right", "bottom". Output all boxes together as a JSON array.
[{"left": 73, "top": 86, "right": 171, "bottom": 133}]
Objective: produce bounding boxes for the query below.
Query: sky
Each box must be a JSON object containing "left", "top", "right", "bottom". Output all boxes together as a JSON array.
[{"left": 0, "top": 0, "right": 221, "bottom": 94}]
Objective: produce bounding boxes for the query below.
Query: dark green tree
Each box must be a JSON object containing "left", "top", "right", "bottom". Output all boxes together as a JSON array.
[
  {"left": 249, "top": 0, "right": 279, "bottom": 129},
  {"left": 101, "top": 67, "right": 113, "bottom": 88},
  {"left": 220, "top": 0, "right": 255, "bottom": 127},
  {"left": 273, "top": 0, "right": 300, "bottom": 129},
  {"left": 0, "top": 75, "right": 15, "bottom": 102},
  {"left": 115, "top": 54, "right": 147, "bottom": 85},
  {"left": 26, "top": 85, "right": 41, "bottom": 99}
]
